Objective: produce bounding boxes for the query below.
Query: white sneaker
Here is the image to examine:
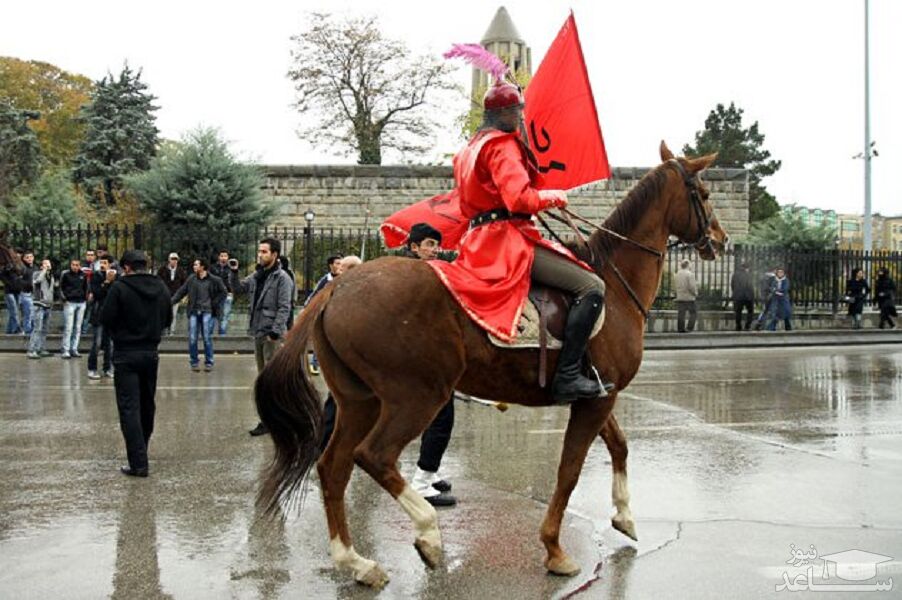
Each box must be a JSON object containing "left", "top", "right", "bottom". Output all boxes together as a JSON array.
[
  {"left": 87, "top": 370, "right": 101, "bottom": 380},
  {"left": 411, "top": 467, "right": 440, "bottom": 498}
]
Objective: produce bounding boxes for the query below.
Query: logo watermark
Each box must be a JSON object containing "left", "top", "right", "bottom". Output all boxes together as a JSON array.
[{"left": 776, "top": 544, "right": 894, "bottom": 593}]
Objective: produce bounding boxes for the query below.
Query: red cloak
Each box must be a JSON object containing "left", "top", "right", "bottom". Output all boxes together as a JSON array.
[{"left": 429, "top": 130, "right": 591, "bottom": 342}]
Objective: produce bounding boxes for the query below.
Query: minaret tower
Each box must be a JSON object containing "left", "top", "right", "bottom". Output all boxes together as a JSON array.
[{"left": 471, "top": 6, "right": 532, "bottom": 96}]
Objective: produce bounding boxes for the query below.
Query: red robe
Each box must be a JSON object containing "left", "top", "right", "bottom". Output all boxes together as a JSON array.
[{"left": 429, "top": 130, "right": 591, "bottom": 342}]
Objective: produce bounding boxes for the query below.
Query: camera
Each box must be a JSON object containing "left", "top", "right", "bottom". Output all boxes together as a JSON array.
[{"left": 228, "top": 258, "right": 239, "bottom": 268}]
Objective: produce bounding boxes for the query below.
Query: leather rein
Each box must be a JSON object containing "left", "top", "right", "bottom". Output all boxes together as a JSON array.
[{"left": 539, "top": 160, "right": 715, "bottom": 321}]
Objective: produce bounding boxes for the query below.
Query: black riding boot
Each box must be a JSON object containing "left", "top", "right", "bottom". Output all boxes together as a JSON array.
[{"left": 552, "top": 291, "right": 607, "bottom": 404}]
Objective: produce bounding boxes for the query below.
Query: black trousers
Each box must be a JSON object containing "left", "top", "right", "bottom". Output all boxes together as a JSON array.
[
  {"left": 113, "top": 350, "right": 160, "bottom": 470},
  {"left": 319, "top": 394, "right": 454, "bottom": 473},
  {"left": 734, "top": 300, "right": 754, "bottom": 330},
  {"left": 417, "top": 398, "right": 455, "bottom": 473}
]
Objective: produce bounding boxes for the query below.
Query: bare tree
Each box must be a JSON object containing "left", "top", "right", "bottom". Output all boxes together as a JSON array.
[{"left": 288, "top": 13, "right": 458, "bottom": 165}]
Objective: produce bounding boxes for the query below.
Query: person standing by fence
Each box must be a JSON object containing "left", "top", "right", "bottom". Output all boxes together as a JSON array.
[
  {"left": 209, "top": 250, "right": 234, "bottom": 335},
  {"left": 26, "top": 259, "right": 55, "bottom": 359},
  {"left": 875, "top": 267, "right": 897, "bottom": 329},
  {"left": 846, "top": 268, "right": 870, "bottom": 329},
  {"left": 730, "top": 262, "right": 755, "bottom": 331},
  {"left": 228, "top": 238, "right": 293, "bottom": 437},
  {"left": 675, "top": 259, "right": 698, "bottom": 333},
  {"left": 81, "top": 249, "right": 97, "bottom": 335},
  {"left": 59, "top": 259, "right": 88, "bottom": 358},
  {"left": 18, "top": 251, "right": 36, "bottom": 336},
  {"left": 171, "top": 258, "right": 227, "bottom": 372},
  {"left": 100, "top": 250, "right": 172, "bottom": 477},
  {"left": 1, "top": 254, "right": 23, "bottom": 334},
  {"left": 766, "top": 268, "right": 793, "bottom": 331},
  {"left": 157, "top": 253, "right": 187, "bottom": 335},
  {"left": 87, "top": 258, "right": 116, "bottom": 379}
]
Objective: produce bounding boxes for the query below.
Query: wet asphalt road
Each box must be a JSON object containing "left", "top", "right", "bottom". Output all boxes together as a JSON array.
[{"left": 1, "top": 344, "right": 901, "bottom": 599}]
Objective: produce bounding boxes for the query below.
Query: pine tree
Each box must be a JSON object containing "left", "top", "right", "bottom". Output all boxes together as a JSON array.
[
  {"left": 127, "top": 128, "right": 273, "bottom": 259},
  {"left": 9, "top": 168, "right": 82, "bottom": 228},
  {"left": 683, "top": 103, "right": 781, "bottom": 224},
  {"left": 72, "top": 65, "right": 159, "bottom": 205},
  {"left": 0, "top": 100, "right": 42, "bottom": 208}
]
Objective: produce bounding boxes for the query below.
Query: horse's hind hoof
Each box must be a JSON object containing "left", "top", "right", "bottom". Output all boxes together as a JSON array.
[
  {"left": 414, "top": 535, "right": 443, "bottom": 568},
  {"left": 356, "top": 563, "right": 389, "bottom": 588},
  {"left": 612, "top": 516, "right": 638, "bottom": 541},
  {"left": 545, "top": 555, "right": 581, "bottom": 577}
]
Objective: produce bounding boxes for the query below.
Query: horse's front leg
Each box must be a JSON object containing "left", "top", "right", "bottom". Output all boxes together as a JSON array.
[
  {"left": 541, "top": 395, "right": 615, "bottom": 576},
  {"left": 600, "top": 413, "right": 637, "bottom": 541}
]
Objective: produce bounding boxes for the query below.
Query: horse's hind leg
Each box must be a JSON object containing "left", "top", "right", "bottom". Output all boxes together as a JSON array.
[
  {"left": 315, "top": 328, "right": 388, "bottom": 586},
  {"left": 541, "top": 395, "right": 615, "bottom": 576},
  {"left": 351, "top": 387, "right": 452, "bottom": 569},
  {"left": 600, "top": 413, "right": 637, "bottom": 541},
  {"left": 316, "top": 392, "right": 387, "bottom": 587}
]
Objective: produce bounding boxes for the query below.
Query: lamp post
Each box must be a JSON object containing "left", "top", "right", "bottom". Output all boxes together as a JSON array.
[
  {"left": 303, "top": 210, "right": 315, "bottom": 297},
  {"left": 862, "top": 0, "right": 873, "bottom": 253}
]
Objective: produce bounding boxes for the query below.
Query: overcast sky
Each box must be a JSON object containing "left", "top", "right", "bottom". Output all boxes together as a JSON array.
[{"left": 3, "top": 0, "right": 899, "bottom": 216}]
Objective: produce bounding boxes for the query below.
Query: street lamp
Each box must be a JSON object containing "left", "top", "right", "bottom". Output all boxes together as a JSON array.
[{"left": 303, "top": 210, "right": 315, "bottom": 296}]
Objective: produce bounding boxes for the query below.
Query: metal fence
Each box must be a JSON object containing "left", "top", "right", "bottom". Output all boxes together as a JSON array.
[{"left": 4, "top": 225, "right": 901, "bottom": 311}]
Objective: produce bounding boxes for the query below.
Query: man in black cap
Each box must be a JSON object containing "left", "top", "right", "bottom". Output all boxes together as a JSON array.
[{"left": 99, "top": 250, "right": 173, "bottom": 477}]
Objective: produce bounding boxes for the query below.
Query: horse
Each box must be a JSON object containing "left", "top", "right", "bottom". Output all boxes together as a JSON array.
[
  {"left": 0, "top": 234, "right": 24, "bottom": 275},
  {"left": 254, "top": 142, "right": 728, "bottom": 587}
]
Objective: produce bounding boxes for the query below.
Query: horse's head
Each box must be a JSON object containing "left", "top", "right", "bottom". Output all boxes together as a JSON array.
[{"left": 659, "top": 141, "right": 729, "bottom": 260}]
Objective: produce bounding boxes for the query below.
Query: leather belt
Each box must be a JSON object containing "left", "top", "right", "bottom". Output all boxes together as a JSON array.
[{"left": 470, "top": 209, "right": 533, "bottom": 228}]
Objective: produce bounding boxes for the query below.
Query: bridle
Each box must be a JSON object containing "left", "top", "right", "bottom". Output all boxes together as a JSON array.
[
  {"left": 540, "top": 160, "right": 718, "bottom": 321},
  {"left": 668, "top": 159, "right": 717, "bottom": 256}
]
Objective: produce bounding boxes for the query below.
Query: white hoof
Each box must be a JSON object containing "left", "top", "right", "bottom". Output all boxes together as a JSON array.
[{"left": 545, "top": 554, "right": 581, "bottom": 577}]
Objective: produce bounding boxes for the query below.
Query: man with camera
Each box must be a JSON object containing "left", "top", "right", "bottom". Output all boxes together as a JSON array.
[
  {"left": 228, "top": 238, "right": 293, "bottom": 437},
  {"left": 87, "top": 257, "right": 117, "bottom": 379},
  {"left": 99, "top": 250, "right": 172, "bottom": 477}
]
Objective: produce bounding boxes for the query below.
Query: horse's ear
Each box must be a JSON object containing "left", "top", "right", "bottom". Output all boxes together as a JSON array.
[
  {"left": 659, "top": 141, "right": 674, "bottom": 162},
  {"left": 687, "top": 152, "right": 718, "bottom": 173}
]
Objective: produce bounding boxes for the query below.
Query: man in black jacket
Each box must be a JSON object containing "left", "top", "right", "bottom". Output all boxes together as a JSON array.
[
  {"left": 100, "top": 250, "right": 172, "bottom": 477},
  {"left": 59, "top": 259, "right": 88, "bottom": 358},
  {"left": 87, "top": 257, "right": 116, "bottom": 379},
  {"left": 730, "top": 263, "right": 756, "bottom": 331}
]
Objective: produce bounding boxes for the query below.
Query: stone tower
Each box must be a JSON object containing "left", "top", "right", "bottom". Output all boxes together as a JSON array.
[{"left": 471, "top": 6, "right": 532, "bottom": 97}]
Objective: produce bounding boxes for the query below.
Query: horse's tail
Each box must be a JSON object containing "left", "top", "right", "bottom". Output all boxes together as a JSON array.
[{"left": 255, "top": 284, "right": 334, "bottom": 517}]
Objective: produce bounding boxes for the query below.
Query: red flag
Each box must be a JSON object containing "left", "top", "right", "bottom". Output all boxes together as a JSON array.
[
  {"left": 380, "top": 189, "right": 468, "bottom": 249},
  {"left": 524, "top": 13, "right": 610, "bottom": 190}
]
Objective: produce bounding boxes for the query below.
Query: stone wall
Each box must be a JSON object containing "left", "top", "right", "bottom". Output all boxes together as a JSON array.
[{"left": 262, "top": 164, "right": 749, "bottom": 239}]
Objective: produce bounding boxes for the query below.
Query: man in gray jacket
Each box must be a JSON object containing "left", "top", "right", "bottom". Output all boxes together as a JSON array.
[
  {"left": 228, "top": 237, "right": 293, "bottom": 436},
  {"left": 675, "top": 259, "right": 699, "bottom": 333},
  {"left": 27, "top": 259, "right": 55, "bottom": 358}
]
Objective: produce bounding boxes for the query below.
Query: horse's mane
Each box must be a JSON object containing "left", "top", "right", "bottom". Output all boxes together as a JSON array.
[
  {"left": 0, "top": 240, "right": 18, "bottom": 268},
  {"left": 567, "top": 165, "right": 669, "bottom": 264}
]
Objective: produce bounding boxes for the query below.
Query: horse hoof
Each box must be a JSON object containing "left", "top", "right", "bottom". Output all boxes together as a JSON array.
[
  {"left": 356, "top": 563, "right": 389, "bottom": 588},
  {"left": 612, "top": 517, "right": 638, "bottom": 541},
  {"left": 414, "top": 536, "right": 443, "bottom": 568},
  {"left": 545, "top": 555, "right": 581, "bottom": 577}
]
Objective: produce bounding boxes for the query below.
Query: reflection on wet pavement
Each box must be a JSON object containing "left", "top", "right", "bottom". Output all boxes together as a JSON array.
[{"left": 1, "top": 345, "right": 900, "bottom": 598}]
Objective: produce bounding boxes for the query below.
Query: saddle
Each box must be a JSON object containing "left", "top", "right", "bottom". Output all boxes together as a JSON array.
[{"left": 488, "top": 284, "right": 606, "bottom": 386}]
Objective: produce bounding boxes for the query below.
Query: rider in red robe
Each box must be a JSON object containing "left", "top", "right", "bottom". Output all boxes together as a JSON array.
[{"left": 429, "top": 82, "right": 610, "bottom": 404}]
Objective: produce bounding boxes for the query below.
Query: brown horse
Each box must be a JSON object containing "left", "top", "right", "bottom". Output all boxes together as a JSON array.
[
  {"left": 255, "top": 142, "right": 728, "bottom": 587},
  {"left": 0, "top": 234, "right": 24, "bottom": 275}
]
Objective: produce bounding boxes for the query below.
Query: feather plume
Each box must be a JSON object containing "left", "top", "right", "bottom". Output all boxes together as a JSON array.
[{"left": 443, "top": 43, "right": 509, "bottom": 83}]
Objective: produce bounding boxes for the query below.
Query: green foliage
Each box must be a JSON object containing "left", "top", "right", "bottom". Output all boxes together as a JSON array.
[
  {"left": 7, "top": 168, "right": 82, "bottom": 228},
  {"left": 683, "top": 102, "right": 781, "bottom": 223},
  {"left": 72, "top": 64, "right": 159, "bottom": 205},
  {"left": 0, "top": 57, "right": 94, "bottom": 166},
  {"left": 0, "top": 100, "right": 42, "bottom": 206},
  {"left": 127, "top": 127, "right": 273, "bottom": 261},
  {"left": 288, "top": 12, "right": 458, "bottom": 165},
  {"left": 747, "top": 210, "right": 837, "bottom": 252}
]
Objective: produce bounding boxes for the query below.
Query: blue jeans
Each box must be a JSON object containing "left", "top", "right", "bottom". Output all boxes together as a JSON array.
[
  {"left": 188, "top": 311, "right": 214, "bottom": 367},
  {"left": 62, "top": 301, "right": 87, "bottom": 355},
  {"left": 19, "top": 293, "right": 33, "bottom": 334},
  {"left": 5, "top": 292, "right": 21, "bottom": 334},
  {"left": 28, "top": 305, "right": 50, "bottom": 353},
  {"left": 215, "top": 294, "right": 233, "bottom": 335},
  {"left": 88, "top": 323, "right": 113, "bottom": 371}
]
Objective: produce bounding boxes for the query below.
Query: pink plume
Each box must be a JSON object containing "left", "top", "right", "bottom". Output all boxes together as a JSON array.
[{"left": 443, "top": 43, "right": 510, "bottom": 83}]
